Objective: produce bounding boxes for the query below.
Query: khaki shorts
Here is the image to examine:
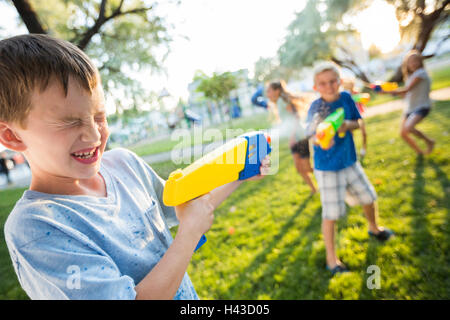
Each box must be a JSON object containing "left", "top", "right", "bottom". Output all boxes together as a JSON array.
[{"left": 314, "top": 162, "right": 377, "bottom": 220}]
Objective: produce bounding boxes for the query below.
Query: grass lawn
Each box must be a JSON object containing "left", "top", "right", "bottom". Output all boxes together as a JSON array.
[
  {"left": 430, "top": 66, "right": 450, "bottom": 91},
  {"left": 0, "top": 187, "right": 28, "bottom": 299},
  {"left": 1, "top": 100, "right": 449, "bottom": 299}
]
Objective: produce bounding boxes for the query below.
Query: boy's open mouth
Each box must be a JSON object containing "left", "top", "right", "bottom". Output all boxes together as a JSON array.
[{"left": 71, "top": 147, "right": 100, "bottom": 163}]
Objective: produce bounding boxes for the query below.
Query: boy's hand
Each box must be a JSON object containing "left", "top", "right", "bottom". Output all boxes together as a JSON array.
[
  {"left": 337, "top": 122, "right": 348, "bottom": 135},
  {"left": 243, "top": 156, "right": 271, "bottom": 181},
  {"left": 312, "top": 134, "right": 335, "bottom": 150},
  {"left": 175, "top": 194, "right": 214, "bottom": 236}
]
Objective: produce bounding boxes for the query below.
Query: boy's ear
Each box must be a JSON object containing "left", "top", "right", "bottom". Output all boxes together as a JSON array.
[{"left": 0, "top": 122, "right": 27, "bottom": 152}]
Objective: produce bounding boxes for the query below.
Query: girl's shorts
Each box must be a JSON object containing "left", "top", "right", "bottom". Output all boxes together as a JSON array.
[
  {"left": 405, "top": 106, "right": 430, "bottom": 120},
  {"left": 290, "top": 139, "right": 310, "bottom": 159}
]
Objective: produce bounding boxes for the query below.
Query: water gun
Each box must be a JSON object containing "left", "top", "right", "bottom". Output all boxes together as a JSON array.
[
  {"left": 352, "top": 93, "right": 371, "bottom": 105},
  {"left": 315, "top": 108, "right": 345, "bottom": 149},
  {"left": 370, "top": 81, "right": 398, "bottom": 92},
  {"left": 163, "top": 131, "right": 272, "bottom": 251}
]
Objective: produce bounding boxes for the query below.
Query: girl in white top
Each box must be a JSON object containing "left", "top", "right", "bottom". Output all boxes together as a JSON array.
[
  {"left": 266, "top": 80, "right": 317, "bottom": 194},
  {"left": 389, "top": 50, "right": 435, "bottom": 155}
]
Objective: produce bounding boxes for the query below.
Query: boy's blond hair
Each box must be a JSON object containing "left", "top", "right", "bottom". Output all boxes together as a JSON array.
[
  {"left": 313, "top": 63, "right": 341, "bottom": 83},
  {"left": 0, "top": 34, "right": 98, "bottom": 128}
]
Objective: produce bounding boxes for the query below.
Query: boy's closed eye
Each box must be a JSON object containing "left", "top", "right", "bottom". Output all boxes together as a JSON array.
[
  {"left": 50, "top": 113, "right": 107, "bottom": 130},
  {"left": 46, "top": 118, "right": 83, "bottom": 130}
]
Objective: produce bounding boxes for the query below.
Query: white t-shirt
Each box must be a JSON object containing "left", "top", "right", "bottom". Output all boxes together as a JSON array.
[
  {"left": 405, "top": 68, "right": 432, "bottom": 114},
  {"left": 4, "top": 148, "right": 199, "bottom": 300}
]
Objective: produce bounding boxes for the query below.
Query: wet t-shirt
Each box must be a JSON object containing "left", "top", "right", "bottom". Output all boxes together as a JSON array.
[{"left": 4, "top": 148, "right": 199, "bottom": 300}]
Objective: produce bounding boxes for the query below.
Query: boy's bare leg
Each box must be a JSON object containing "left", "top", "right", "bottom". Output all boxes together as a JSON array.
[
  {"left": 362, "top": 202, "right": 382, "bottom": 234},
  {"left": 322, "top": 219, "right": 342, "bottom": 268}
]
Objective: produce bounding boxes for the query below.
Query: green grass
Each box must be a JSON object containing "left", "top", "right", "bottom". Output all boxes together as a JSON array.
[
  {"left": 0, "top": 187, "right": 28, "bottom": 300},
  {"left": 1, "top": 101, "right": 449, "bottom": 299},
  {"left": 186, "top": 100, "right": 450, "bottom": 299},
  {"left": 430, "top": 66, "right": 450, "bottom": 90},
  {"left": 366, "top": 93, "right": 400, "bottom": 107}
]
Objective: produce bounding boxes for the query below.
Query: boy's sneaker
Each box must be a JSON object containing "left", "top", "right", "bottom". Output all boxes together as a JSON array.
[
  {"left": 326, "top": 264, "right": 349, "bottom": 276},
  {"left": 368, "top": 228, "right": 394, "bottom": 241}
]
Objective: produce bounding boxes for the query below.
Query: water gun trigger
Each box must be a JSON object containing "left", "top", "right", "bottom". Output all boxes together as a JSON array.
[{"left": 338, "top": 131, "right": 346, "bottom": 138}]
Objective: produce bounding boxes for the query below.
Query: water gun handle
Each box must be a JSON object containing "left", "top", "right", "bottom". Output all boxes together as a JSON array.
[{"left": 194, "top": 234, "right": 207, "bottom": 251}]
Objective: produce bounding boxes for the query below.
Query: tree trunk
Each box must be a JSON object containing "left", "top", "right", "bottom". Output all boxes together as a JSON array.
[
  {"left": 11, "top": 0, "right": 46, "bottom": 34},
  {"left": 415, "top": 15, "right": 438, "bottom": 53},
  {"left": 389, "top": 66, "right": 404, "bottom": 84},
  {"left": 331, "top": 56, "right": 372, "bottom": 84},
  {"left": 389, "top": 2, "right": 449, "bottom": 83},
  {"left": 389, "top": 18, "right": 436, "bottom": 83}
]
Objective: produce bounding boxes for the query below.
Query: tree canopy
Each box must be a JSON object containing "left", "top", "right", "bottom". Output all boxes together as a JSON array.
[
  {"left": 9, "top": 0, "right": 175, "bottom": 113},
  {"left": 272, "top": 0, "right": 449, "bottom": 83},
  {"left": 194, "top": 71, "right": 239, "bottom": 121}
]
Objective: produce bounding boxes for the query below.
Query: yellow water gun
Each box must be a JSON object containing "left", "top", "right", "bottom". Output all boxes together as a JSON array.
[
  {"left": 163, "top": 131, "right": 272, "bottom": 250},
  {"left": 370, "top": 81, "right": 398, "bottom": 92}
]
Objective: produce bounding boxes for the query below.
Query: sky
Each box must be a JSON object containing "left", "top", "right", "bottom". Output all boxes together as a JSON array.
[
  {"left": 0, "top": 0, "right": 401, "bottom": 114},
  {"left": 141, "top": 0, "right": 309, "bottom": 101},
  {"left": 351, "top": 0, "right": 400, "bottom": 53}
]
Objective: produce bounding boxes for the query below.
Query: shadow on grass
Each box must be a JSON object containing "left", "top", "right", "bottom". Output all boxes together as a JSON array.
[
  {"left": 428, "top": 158, "right": 450, "bottom": 214},
  {"left": 270, "top": 206, "right": 330, "bottom": 299},
  {"left": 428, "top": 159, "right": 450, "bottom": 297},
  {"left": 225, "top": 198, "right": 331, "bottom": 299},
  {"left": 357, "top": 230, "right": 379, "bottom": 299},
  {"left": 406, "top": 156, "right": 440, "bottom": 297}
]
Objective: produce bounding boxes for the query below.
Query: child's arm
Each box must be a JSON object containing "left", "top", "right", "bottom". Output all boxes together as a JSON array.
[
  {"left": 208, "top": 156, "right": 270, "bottom": 208},
  {"left": 135, "top": 193, "right": 214, "bottom": 300},
  {"left": 387, "top": 77, "right": 422, "bottom": 96},
  {"left": 134, "top": 157, "right": 270, "bottom": 299},
  {"left": 338, "top": 120, "right": 360, "bottom": 134}
]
